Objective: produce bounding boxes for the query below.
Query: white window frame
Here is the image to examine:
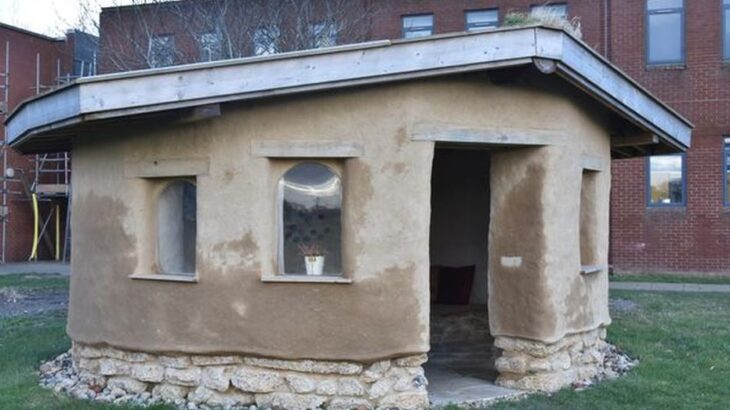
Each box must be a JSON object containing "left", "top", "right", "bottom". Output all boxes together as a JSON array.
[
  {"left": 402, "top": 14, "right": 434, "bottom": 39},
  {"left": 465, "top": 9, "right": 499, "bottom": 32}
]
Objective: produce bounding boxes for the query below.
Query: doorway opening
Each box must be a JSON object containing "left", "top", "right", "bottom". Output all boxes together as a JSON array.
[{"left": 427, "top": 147, "right": 518, "bottom": 405}]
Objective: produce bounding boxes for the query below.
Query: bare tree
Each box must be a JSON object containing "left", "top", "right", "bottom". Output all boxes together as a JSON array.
[{"left": 77, "top": 0, "right": 377, "bottom": 74}]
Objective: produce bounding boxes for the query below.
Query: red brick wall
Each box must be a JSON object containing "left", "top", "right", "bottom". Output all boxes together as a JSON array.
[{"left": 1, "top": 25, "right": 72, "bottom": 262}]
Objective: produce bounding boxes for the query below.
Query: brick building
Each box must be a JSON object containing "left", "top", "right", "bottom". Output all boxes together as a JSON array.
[
  {"left": 0, "top": 23, "right": 97, "bottom": 262},
  {"left": 92, "top": 0, "right": 727, "bottom": 276}
]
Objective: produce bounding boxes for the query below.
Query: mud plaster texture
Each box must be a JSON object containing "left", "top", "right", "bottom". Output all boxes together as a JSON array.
[
  {"left": 68, "top": 71, "right": 616, "bottom": 392},
  {"left": 67, "top": 343, "right": 428, "bottom": 409}
]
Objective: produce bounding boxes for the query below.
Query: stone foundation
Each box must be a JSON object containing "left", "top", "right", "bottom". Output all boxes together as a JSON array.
[
  {"left": 66, "top": 343, "right": 428, "bottom": 409},
  {"left": 494, "top": 327, "right": 608, "bottom": 392}
]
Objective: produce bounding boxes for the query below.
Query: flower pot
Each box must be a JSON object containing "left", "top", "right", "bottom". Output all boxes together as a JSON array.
[{"left": 304, "top": 256, "right": 325, "bottom": 276}]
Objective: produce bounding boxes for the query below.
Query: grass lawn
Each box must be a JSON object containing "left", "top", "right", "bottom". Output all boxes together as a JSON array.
[
  {"left": 609, "top": 273, "right": 730, "bottom": 285},
  {"left": 1, "top": 275, "right": 729, "bottom": 409}
]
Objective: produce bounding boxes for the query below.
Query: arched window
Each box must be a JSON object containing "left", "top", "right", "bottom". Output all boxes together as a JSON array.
[
  {"left": 279, "top": 163, "right": 342, "bottom": 276},
  {"left": 157, "top": 180, "right": 197, "bottom": 275}
]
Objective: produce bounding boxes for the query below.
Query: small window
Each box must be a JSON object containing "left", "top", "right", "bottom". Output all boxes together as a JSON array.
[
  {"left": 530, "top": 3, "right": 568, "bottom": 19},
  {"left": 310, "top": 22, "right": 338, "bottom": 48},
  {"left": 279, "top": 163, "right": 342, "bottom": 276},
  {"left": 648, "top": 154, "right": 685, "bottom": 206},
  {"left": 402, "top": 14, "right": 434, "bottom": 39},
  {"left": 253, "top": 26, "right": 280, "bottom": 56},
  {"left": 580, "top": 170, "right": 599, "bottom": 266},
  {"left": 646, "top": 0, "right": 684, "bottom": 65},
  {"left": 148, "top": 35, "right": 176, "bottom": 68},
  {"left": 724, "top": 0, "right": 730, "bottom": 60},
  {"left": 466, "top": 9, "right": 499, "bottom": 31},
  {"left": 158, "top": 180, "right": 197, "bottom": 275},
  {"left": 199, "top": 31, "right": 223, "bottom": 62},
  {"left": 722, "top": 136, "right": 730, "bottom": 206}
]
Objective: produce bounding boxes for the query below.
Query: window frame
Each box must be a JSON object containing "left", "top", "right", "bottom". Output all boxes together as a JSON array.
[
  {"left": 530, "top": 3, "right": 569, "bottom": 19},
  {"left": 464, "top": 8, "right": 499, "bottom": 32},
  {"left": 645, "top": 0, "right": 685, "bottom": 66},
  {"left": 720, "top": 0, "right": 730, "bottom": 63},
  {"left": 276, "top": 161, "right": 344, "bottom": 278},
  {"left": 253, "top": 25, "right": 280, "bottom": 56},
  {"left": 401, "top": 13, "right": 435, "bottom": 39},
  {"left": 722, "top": 134, "right": 730, "bottom": 208},
  {"left": 147, "top": 34, "right": 176, "bottom": 68},
  {"left": 646, "top": 153, "right": 687, "bottom": 208},
  {"left": 156, "top": 178, "right": 198, "bottom": 276}
]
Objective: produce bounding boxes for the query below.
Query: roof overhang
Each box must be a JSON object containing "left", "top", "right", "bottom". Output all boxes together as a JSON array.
[{"left": 6, "top": 26, "right": 692, "bottom": 154}]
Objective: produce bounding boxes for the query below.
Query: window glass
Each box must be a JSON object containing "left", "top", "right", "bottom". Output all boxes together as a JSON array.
[
  {"left": 148, "top": 35, "right": 175, "bottom": 68},
  {"left": 253, "top": 26, "right": 280, "bottom": 56},
  {"left": 724, "top": 0, "right": 730, "bottom": 60},
  {"left": 724, "top": 137, "right": 730, "bottom": 205},
  {"left": 466, "top": 9, "right": 499, "bottom": 31},
  {"left": 158, "top": 181, "right": 196, "bottom": 275},
  {"left": 648, "top": 155, "right": 684, "bottom": 205},
  {"left": 580, "top": 171, "right": 599, "bottom": 266},
  {"left": 530, "top": 4, "right": 568, "bottom": 19},
  {"left": 647, "top": 0, "right": 683, "bottom": 64},
  {"left": 310, "top": 22, "right": 338, "bottom": 48},
  {"left": 280, "top": 163, "right": 342, "bottom": 275},
  {"left": 199, "top": 32, "right": 223, "bottom": 61},
  {"left": 402, "top": 14, "right": 434, "bottom": 38}
]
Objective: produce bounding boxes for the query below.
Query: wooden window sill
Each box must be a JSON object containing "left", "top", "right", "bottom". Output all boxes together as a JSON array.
[
  {"left": 129, "top": 273, "right": 198, "bottom": 283},
  {"left": 261, "top": 275, "right": 352, "bottom": 284}
]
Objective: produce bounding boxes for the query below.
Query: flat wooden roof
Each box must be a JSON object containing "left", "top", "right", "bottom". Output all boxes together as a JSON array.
[{"left": 6, "top": 25, "right": 692, "bottom": 153}]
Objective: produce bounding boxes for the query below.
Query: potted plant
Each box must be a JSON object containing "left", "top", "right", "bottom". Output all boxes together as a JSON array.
[{"left": 298, "top": 243, "right": 326, "bottom": 276}]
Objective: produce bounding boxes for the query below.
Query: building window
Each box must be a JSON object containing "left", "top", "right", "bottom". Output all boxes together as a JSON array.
[
  {"left": 648, "top": 154, "right": 685, "bottom": 206},
  {"left": 530, "top": 3, "right": 568, "bottom": 19},
  {"left": 722, "top": 136, "right": 730, "bottom": 206},
  {"left": 279, "top": 163, "right": 342, "bottom": 276},
  {"left": 646, "top": 0, "right": 684, "bottom": 65},
  {"left": 253, "top": 26, "right": 280, "bottom": 56},
  {"left": 402, "top": 14, "right": 434, "bottom": 39},
  {"left": 157, "top": 180, "right": 197, "bottom": 275},
  {"left": 148, "top": 35, "right": 176, "bottom": 68},
  {"left": 580, "top": 170, "right": 599, "bottom": 267},
  {"left": 465, "top": 9, "right": 499, "bottom": 31},
  {"left": 724, "top": 0, "right": 730, "bottom": 60},
  {"left": 310, "top": 22, "right": 338, "bottom": 48},
  {"left": 199, "top": 31, "right": 223, "bottom": 62}
]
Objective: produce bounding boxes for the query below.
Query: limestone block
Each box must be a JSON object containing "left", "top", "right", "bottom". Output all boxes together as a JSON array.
[
  {"left": 188, "top": 386, "right": 254, "bottom": 407},
  {"left": 378, "top": 392, "right": 429, "bottom": 409},
  {"left": 245, "top": 357, "right": 362, "bottom": 375},
  {"left": 165, "top": 367, "right": 202, "bottom": 386},
  {"left": 159, "top": 355, "right": 192, "bottom": 368},
  {"left": 98, "top": 358, "right": 130, "bottom": 376},
  {"left": 329, "top": 397, "right": 374, "bottom": 410},
  {"left": 201, "top": 366, "right": 231, "bottom": 392},
  {"left": 497, "top": 369, "right": 576, "bottom": 392},
  {"left": 316, "top": 379, "right": 338, "bottom": 395},
  {"left": 495, "top": 354, "right": 529, "bottom": 374},
  {"left": 131, "top": 363, "right": 164, "bottom": 383},
  {"left": 362, "top": 360, "right": 391, "bottom": 383},
  {"left": 368, "top": 378, "right": 393, "bottom": 399},
  {"left": 255, "top": 392, "right": 326, "bottom": 410},
  {"left": 152, "top": 383, "right": 189, "bottom": 402},
  {"left": 101, "top": 347, "right": 127, "bottom": 360},
  {"left": 78, "top": 370, "right": 107, "bottom": 389},
  {"left": 74, "top": 344, "right": 103, "bottom": 359},
  {"left": 337, "top": 378, "right": 365, "bottom": 396},
  {"left": 547, "top": 351, "right": 572, "bottom": 372},
  {"left": 107, "top": 377, "right": 148, "bottom": 394},
  {"left": 231, "top": 366, "right": 285, "bottom": 393},
  {"left": 286, "top": 374, "right": 318, "bottom": 393},
  {"left": 393, "top": 354, "right": 428, "bottom": 367},
  {"left": 123, "top": 351, "right": 154, "bottom": 363},
  {"left": 76, "top": 358, "right": 100, "bottom": 374},
  {"left": 191, "top": 355, "right": 243, "bottom": 366}
]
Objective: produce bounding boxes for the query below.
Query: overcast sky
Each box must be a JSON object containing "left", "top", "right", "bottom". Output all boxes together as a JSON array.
[{"left": 0, "top": 0, "right": 136, "bottom": 37}]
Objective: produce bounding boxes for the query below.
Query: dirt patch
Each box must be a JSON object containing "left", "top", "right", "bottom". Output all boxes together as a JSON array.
[{"left": 0, "top": 286, "right": 68, "bottom": 318}]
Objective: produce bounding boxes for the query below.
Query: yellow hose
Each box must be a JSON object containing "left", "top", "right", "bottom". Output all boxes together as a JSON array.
[
  {"left": 55, "top": 204, "right": 60, "bottom": 261},
  {"left": 29, "top": 193, "right": 39, "bottom": 261}
]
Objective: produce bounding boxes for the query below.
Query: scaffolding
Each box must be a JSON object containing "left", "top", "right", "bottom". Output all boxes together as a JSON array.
[{"left": 1, "top": 40, "right": 72, "bottom": 263}]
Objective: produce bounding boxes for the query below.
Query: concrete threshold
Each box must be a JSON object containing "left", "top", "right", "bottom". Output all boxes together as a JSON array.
[{"left": 427, "top": 367, "right": 526, "bottom": 408}]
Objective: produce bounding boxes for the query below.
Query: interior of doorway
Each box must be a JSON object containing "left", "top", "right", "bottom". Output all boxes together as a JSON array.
[{"left": 426, "top": 147, "right": 520, "bottom": 405}]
